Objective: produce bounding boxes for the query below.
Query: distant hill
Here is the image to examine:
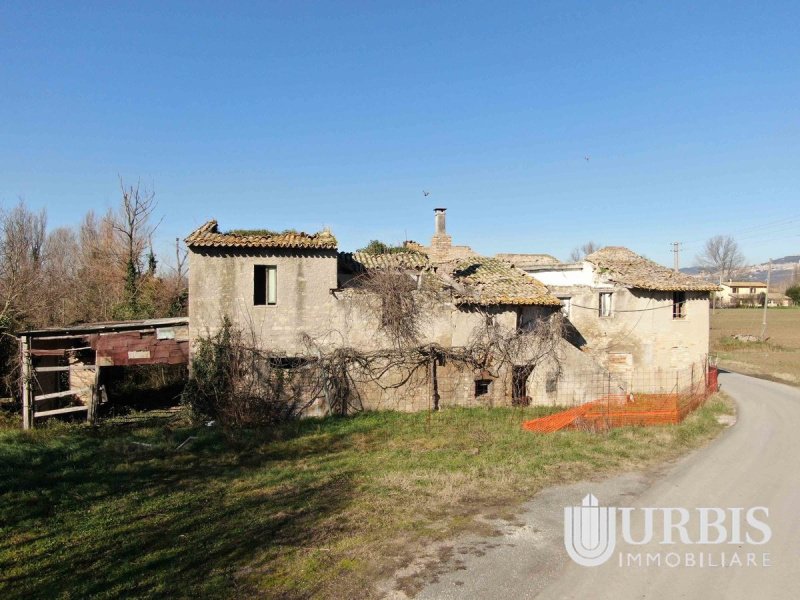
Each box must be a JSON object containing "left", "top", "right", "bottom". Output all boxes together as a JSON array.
[{"left": 682, "top": 254, "right": 800, "bottom": 288}]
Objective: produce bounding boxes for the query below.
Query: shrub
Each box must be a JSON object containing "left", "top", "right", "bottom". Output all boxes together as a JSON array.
[
  {"left": 786, "top": 285, "right": 800, "bottom": 306},
  {"left": 182, "top": 317, "right": 324, "bottom": 427}
]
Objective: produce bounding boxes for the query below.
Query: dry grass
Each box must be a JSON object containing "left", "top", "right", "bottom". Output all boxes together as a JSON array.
[
  {"left": 711, "top": 307, "right": 800, "bottom": 385},
  {"left": 0, "top": 397, "right": 732, "bottom": 599}
]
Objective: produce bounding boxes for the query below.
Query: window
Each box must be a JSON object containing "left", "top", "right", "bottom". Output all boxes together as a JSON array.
[
  {"left": 516, "top": 308, "right": 531, "bottom": 331},
  {"left": 558, "top": 296, "right": 571, "bottom": 318},
  {"left": 475, "top": 379, "right": 492, "bottom": 397},
  {"left": 672, "top": 291, "right": 686, "bottom": 319},
  {"left": 599, "top": 292, "right": 613, "bottom": 317},
  {"left": 254, "top": 265, "right": 277, "bottom": 306}
]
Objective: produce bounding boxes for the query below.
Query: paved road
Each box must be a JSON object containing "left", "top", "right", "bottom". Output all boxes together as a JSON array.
[{"left": 414, "top": 372, "right": 800, "bottom": 599}]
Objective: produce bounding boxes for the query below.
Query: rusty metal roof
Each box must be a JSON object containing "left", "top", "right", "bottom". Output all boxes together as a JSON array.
[
  {"left": 586, "top": 247, "right": 720, "bottom": 292},
  {"left": 186, "top": 220, "right": 337, "bottom": 250},
  {"left": 21, "top": 317, "right": 189, "bottom": 337}
]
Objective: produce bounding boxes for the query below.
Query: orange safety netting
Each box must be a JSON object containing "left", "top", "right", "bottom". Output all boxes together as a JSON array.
[{"left": 522, "top": 367, "right": 720, "bottom": 433}]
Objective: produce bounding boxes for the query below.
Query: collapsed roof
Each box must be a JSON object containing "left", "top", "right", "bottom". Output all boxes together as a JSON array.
[
  {"left": 340, "top": 251, "right": 562, "bottom": 307},
  {"left": 585, "top": 247, "right": 720, "bottom": 292}
]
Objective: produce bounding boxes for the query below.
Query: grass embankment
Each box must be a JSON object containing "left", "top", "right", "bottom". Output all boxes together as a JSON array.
[
  {"left": 0, "top": 396, "right": 733, "bottom": 599},
  {"left": 711, "top": 307, "right": 800, "bottom": 385}
]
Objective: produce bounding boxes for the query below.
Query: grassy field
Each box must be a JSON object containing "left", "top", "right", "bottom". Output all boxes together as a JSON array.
[
  {"left": 0, "top": 398, "right": 732, "bottom": 599},
  {"left": 711, "top": 307, "right": 800, "bottom": 385}
]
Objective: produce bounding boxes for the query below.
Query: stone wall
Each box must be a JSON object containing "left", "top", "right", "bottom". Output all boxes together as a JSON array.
[
  {"left": 188, "top": 247, "right": 339, "bottom": 354},
  {"left": 188, "top": 246, "right": 561, "bottom": 413},
  {"left": 551, "top": 285, "right": 710, "bottom": 389}
]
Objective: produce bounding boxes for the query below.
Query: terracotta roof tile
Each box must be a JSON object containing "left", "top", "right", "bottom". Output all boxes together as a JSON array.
[
  {"left": 341, "top": 251, "right": 560, "bottom": 306},
  {"left": 723, "top": 281, "right": 767, "bottom": 287},
  {"left": 586, "top": 247, "right": 720, "bottom": 292},
  {"left": 338, "top": 250, "right": 430, "bottom": 272},
  {"left": 185, "top": 220, "right": 337, "bottom": 250},
  {"left": 448, "top": 258, "right": 562, "bottom": 306},
  {"left": 495, "top": 253, "right": 560, "bottom": 269}
]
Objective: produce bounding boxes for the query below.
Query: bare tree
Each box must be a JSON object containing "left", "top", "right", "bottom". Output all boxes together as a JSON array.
[
  {"left": 569, "top": 241, "right": 600, "bottom": 262},
  {"left": 695, "top": 235, "right": 746, "bottom": 284},
  {"left": 0, "top": 201, "right": 47, "bottom": 327},
  {"left": 41, "top": 227, "right": 81, "bottom": 325},
  {"left": 75, "top": 210, "right": 126, "bottom": 322},
  {"left": 109, "top": 178, "right": 161, "bottom": 317}
]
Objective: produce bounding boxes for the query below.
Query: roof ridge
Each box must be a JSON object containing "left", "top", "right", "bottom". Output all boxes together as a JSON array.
[{"left": 186, "top": 219, "right": 337, "bottom": 250}]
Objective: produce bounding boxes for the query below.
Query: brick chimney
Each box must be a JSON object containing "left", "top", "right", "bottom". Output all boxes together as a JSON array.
[{"left": 430, "top": 208, "right": 452, "bottom": 263}]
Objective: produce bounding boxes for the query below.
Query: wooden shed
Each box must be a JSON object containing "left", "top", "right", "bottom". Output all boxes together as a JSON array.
[{"left": 19, "top": 317, "right": 189, "bottom": 429}]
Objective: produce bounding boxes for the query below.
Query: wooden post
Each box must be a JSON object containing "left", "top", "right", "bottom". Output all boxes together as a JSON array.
[
  {"left": 20, "top": 336, "right": 33, "bottom": 430},
  {"left": 429, "top": 352, "right": 440, "bottom": 411},
  {"left": 88, "top": 364, "right": 101, "bottom": 424}
]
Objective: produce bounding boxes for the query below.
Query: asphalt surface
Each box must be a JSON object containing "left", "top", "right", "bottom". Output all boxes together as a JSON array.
[{"left": 412, "top": 372, "right": 800, "bottom": 599}]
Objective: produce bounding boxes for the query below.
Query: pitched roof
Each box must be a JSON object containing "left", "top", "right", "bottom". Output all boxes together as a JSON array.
[
  {"left": 723, "top": 281, "right": 768, "bottom": 288},
  {"left": 338, "top": 250, "right": 430, "bottom": 273},
  {"left": 495, "top": 253, "right": 560, "bottom": 269},
  {"left": 340, "top": 251, "right": 561, "bottom": 307},
  {"left": 448, "top": 258, "right": 562, "bottom": 306},
  {"left": 185, "top": 220, "right": 337, "bottom": 250},
  {"left": 585, "top": 247, "right": 720, "bottom": 292}
]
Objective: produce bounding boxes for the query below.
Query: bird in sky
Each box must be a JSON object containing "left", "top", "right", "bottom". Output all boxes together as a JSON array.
[
  {"left": 584, "top": 156, "right": 590, "bottom": 161},
  {"left": 423, "top": 190, "right": 431, "bottom": 197}
]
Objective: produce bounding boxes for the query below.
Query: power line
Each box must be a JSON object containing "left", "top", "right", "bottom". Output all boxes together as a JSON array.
[
  {"left": 569, "top": 301, "right": 687, "bottom": 313},
  {"left": 675, "top": 215, "right": 800, "bottom": 249}
]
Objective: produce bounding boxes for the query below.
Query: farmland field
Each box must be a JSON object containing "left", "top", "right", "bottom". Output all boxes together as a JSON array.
[{"left": 710, "top": 307, "right": 800, "bottom": 385}]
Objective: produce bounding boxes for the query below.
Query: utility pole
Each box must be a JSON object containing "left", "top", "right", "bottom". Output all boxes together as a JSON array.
[
  {"left": 672, "top": 242, "right": 681, "bottom": 271},
  {"left": 760, "top": 259, "right": 772, "bottom": 340}
]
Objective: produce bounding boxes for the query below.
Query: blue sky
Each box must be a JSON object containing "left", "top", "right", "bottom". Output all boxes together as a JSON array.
[{"left": 2, "top": 1, "right": 799, "bottom": 267}]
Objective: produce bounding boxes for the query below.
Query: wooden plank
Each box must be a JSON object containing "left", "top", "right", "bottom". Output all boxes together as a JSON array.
[
  {"left": 20, "top": 337, "right": 32, "bottom": 430},
  {"left": 26, "top": 334, "right": 87, "bottom": 341},
  {"left": 29, "top": 349, "right": 66, "bottom": 357},
  {"left": 30, "top": 346, "right": 93, "bottom": 356},
  {"left": 34, "top": 405, "right": 89, "bottom": 418},
  {"left": 34, "top": 388, "right": 90, "bottom": 402},
  {"left": 34, "top": 365, "right": 97, "bottom": 373}
]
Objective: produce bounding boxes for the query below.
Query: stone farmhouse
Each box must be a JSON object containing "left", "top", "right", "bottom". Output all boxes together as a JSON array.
[
  {"left": 507, "top": 248, "right": 719, "bottom": 390},
  {"left": 186, "top": 209, "right": 717, "bottom": 412}
]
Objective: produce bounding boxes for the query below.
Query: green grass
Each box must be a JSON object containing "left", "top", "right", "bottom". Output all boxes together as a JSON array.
[{"left": 0, "top": 397, "right": 733, "bottom": 599}]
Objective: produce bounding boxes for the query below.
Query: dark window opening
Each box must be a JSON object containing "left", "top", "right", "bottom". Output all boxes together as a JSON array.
[
  {"left": 475, "top": 379, "right": 492, "bottom": 397},
  {"left": 672, "top": 291, "right": 686, "bottom": 319},
  {"left": 268, "top": 356, "right": 309, "bottom": 369},
  {"left": 512, "top": 366, "right": 533, "bottom": 406},
  {"left": 254, "top": 265, "right": 277, "bottom": 306},
  {"left": 546, "top": 373, "right": 559, "bottom": 393}
]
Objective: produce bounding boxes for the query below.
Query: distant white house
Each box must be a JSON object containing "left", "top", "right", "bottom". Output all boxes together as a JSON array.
[{"left": 717, "top": 281, "right": 768, "bottom": 307}]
